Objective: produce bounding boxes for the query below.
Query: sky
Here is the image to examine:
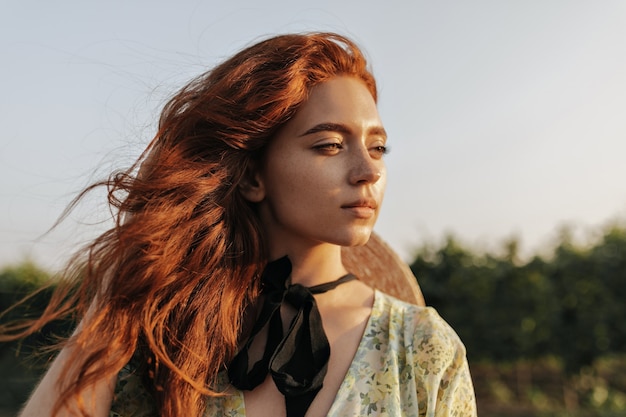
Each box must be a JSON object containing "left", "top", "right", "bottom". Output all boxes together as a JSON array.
[{"left": 1, "top": 0, "right": 626, "bottom": 270}]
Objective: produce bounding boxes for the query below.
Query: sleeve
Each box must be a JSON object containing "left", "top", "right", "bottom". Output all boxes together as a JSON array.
[
  {"left": 409, "top": 307, "right": 477, "bottom": 417},
  {"left": 434, "top": 339, "right": 477, "bottom": 417}
]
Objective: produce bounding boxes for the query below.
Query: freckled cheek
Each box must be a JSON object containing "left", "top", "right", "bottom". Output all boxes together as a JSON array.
[
  {"left": 287, "top": 170, "right": 338, "bottom": 203},
  {"left": 270, "top": 170, "right": 336, "bottom": 224},
  {"left": 265, "top": 169, "right": 312, "bottom": 214}
]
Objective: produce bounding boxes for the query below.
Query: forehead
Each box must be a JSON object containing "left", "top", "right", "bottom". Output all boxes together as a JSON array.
[{"left": 286, "top": 76, "right": 382, "bottom": 132}]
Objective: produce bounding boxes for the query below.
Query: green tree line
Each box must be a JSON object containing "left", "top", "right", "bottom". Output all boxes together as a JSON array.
[
  {"left": 0, "top": 262, "right": 73, "bottom": 411},
  {"left": 410, "top": 224, "right": 626, "bottom": 375}
]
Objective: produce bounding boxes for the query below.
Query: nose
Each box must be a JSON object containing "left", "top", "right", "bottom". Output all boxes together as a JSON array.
[{"left": 348, "top": 148, "right": 384, "bottom": 185}]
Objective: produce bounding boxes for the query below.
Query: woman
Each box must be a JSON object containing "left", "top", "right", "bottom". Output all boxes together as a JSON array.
[{"left": 6, "top": 32, "right": 476, "bottom": 416}]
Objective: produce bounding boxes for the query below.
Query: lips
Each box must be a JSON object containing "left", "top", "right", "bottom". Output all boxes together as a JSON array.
[
  {"left": 342, "top": 198, "right": 378, "bottom": 210},
  {"left": 341, "top": 198, "right": 378, "bottom": 219}
]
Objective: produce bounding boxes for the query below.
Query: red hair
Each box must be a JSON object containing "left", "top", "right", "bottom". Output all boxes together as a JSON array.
[{"left": 1, "top": 32, "right": 377, "bottom": 416}]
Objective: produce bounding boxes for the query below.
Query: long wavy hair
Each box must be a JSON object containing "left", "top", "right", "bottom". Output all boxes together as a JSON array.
[{"left": 1, "top": 32, "right": 377, "bottom": 416}]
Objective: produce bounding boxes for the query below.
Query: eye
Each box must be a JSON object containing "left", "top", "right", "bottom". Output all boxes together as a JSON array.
[
  {"left": 370, "top": 145, "right": 389, "bottom": 158},
  {"left": 313, "top": 142, "right": 343, "bottom": 154}
]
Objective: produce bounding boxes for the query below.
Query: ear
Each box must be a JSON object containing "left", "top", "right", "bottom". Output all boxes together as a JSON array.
[{"left": 239, "top": 166, "right": 265, "bottom": 203}]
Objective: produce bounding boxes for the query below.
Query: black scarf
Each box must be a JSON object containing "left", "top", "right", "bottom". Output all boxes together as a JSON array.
[{"left": 228, "top": 256, "right": 356, "bottom": 417}]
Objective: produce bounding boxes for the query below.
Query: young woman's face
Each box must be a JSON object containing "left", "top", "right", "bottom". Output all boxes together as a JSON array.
[{"left": 248, "top": 76, "right": 387, "bottom": 254}]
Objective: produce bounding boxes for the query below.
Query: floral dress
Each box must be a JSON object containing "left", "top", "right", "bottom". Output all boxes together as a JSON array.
[{"left": 111, "top": 290, "right": 477, "bottom": 417}]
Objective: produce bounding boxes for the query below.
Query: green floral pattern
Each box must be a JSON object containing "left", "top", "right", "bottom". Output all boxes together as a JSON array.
[
  {"left": 110, "top": 365, "right": 157, "bottom": 417},
  {"left": 111, "top": 290, "right": 477, "bottom": 416}
]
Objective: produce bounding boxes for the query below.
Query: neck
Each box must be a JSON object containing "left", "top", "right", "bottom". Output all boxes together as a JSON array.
[{"left": 268, "top": 243, "right": 348, "bottom": 287}]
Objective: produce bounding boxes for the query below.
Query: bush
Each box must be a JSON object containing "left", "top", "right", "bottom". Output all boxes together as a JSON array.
[{"left": 410, "top": 225, "right": 626, "bottom": 374}]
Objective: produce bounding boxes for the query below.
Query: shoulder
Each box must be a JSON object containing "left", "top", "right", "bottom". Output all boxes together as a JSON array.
[
  {"left": 375, "top": 290, "right": 458, "bottom": 335},
  {"left": 374, "top": 290, "right": 467, "bottom": 365},
  {"left": 375, "top": 291, "right": 477, "bottom": 414}
]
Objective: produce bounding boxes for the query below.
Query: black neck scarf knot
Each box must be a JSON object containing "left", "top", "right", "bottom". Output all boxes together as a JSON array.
[{"left": 227, "top": 256, "right": 356, "bottom": 417}]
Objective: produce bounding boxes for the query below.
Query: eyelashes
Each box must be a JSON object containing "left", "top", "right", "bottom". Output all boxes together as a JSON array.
[
  {"left": 314, "top": 143, "right": 343, "bottom": 152},
  {"left": 372, "top": 145, "right": 389, "bottom": 156},
  {"left": 313, "top": 143, "right": 389, "bottom": 158}
]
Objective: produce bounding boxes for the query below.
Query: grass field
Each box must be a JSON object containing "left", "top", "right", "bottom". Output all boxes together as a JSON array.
[{"left": 473, "top": 356, "right": 626, "bottom": 416}]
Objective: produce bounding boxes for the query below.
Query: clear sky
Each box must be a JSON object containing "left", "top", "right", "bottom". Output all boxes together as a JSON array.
[{"left": 2, "top": 0, "right": 625, "bottom": 270}]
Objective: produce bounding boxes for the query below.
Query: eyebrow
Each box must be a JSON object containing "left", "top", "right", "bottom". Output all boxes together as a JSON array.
[{"left": 299, "top": 122, "right": 387, "bottom": 139}]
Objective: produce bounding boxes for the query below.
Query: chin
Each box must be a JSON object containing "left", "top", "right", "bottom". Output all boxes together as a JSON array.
[{"left": 337, "top": 228, "right": 373, "bottom": 247}]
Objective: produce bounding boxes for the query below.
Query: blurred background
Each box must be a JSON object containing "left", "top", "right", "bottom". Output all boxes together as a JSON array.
[{"left": 1, "top": 1, "right": 625, "bottom": 416}]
